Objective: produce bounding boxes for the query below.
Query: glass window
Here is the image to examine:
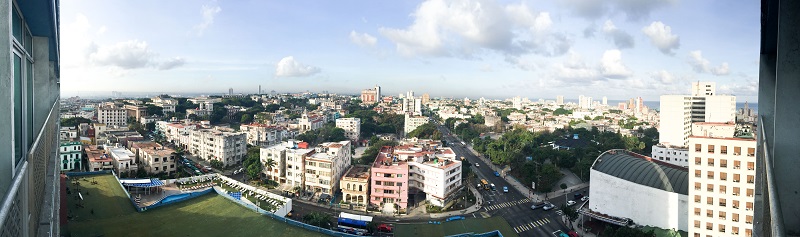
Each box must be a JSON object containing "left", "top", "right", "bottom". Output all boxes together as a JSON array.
[
  {"left": 12, "top": 6, "right": 22, "bottom": 41},
  {"left": 26, "top": 59, "right": 34, "bottom": 146},
  {"left": 14, "top": 54, "right": 24, "bottom": 164}
]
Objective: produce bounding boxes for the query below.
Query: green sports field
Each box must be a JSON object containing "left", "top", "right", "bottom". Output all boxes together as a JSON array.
[
  {"left": 394, "top": 216, "right": 518, "bottom": 237},
  {"left": 62, "top": 174, "right": 324, "bottom": 237}
]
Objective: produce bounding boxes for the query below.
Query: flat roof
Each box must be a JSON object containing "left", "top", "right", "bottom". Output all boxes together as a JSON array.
[
  {"left": 343, "top": 165, "right": 371, "bottom": 179},
  {"left": 592, "top": 149, "right": 688, "bottom": 195}
]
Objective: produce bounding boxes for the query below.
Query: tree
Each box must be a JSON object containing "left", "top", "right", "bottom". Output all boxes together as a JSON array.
[
  {"left": 241, "top": 114, "right": 253, "bottom": 124},
  {"left": 210, "top": 103, "right": 227, "bottom": 124},
  {"left": 264, "top": 158, "right": 276, "bottom": 179},
  {"left": 210, "top": 160, "right": 224, "bottom": 169},
  {"left": 553, "top": 108, "right": 572, "bottom": 116},
  {"left": 561, "top": 204, "right": 579, "bottom": 228},
  {"left": 264, "top": 104, "right": 281, "bottom": 112},
  {"left": 60, "top": 117, "right": 92, "bottom": 127},
  {"left": 146, "top": 105, "right": 164, "bottom": 116},
  {"left": 302, "top": 212, "right": 332, "bottom": 229},
  {"left": 246, "top": 162, "right": 262, "bottom": 180},
  {"left": 406, "top": 123, "right": 441, "bottom": 139}
]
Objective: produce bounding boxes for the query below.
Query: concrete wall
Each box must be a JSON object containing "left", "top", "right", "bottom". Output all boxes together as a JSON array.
[
  {"left": 590, "top": 169, "right": 688, "bottom": 231},
  {"left": 0, "top": 0, "right": 14, "bottom": 197}
]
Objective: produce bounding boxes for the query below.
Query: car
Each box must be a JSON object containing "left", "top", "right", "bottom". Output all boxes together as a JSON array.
[
  {"left": 543, "top": 203, "right": 556, "bottom": 211},
  {"left": 475, "top": 163, "right": 479, "bottom": 167},
  {"left": 377, "top": 224, "right": 393, "bottom": 232},
  {"left": 531, "top": 202, "right": 547, "bottom": 210},
  {"left": 503, "top": 186, "right": 509, "bottom": 193},
  {"left": 574, "top": 193, "right": 584, "bottom": 200},
  {"left": 494, "top": 171, "right": 500, "bottom": 177},
  {"left": 446, "top": 216, "right": 466, "bottom": 222},
  {"left": 490, "top": 183, "right": 496, "bottom": 191},
  {"left": 581, "top": 196, "right": 589, "bottom": 202},
  {"left": 566, "top": 200, "right": 577, "bottom": 206}
]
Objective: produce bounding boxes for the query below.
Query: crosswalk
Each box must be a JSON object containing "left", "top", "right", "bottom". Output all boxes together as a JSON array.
[
  {"left": 484, "top": 198, "right": 535, "bottom": 211},
  {"left": 513, "top": 218, "right": 551, "bottom": 233}
]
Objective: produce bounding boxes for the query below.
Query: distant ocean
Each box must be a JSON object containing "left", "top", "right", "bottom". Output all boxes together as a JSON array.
[{"left": 564, "top": 99, "right": 758, "bottom": 113}]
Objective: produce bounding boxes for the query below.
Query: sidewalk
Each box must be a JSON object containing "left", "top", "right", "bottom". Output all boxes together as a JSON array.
[{"left": 465, "top": 145, "right": 588, "bottom": 203}]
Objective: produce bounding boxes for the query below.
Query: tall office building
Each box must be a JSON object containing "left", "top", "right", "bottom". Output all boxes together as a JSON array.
[
  {"left": 1, "top": 1, "right": 62, "bottom": 236},
  {"left": 688, "top": 123, "right": 756, "bottom": 237},
  {"left": 602, "top": 96, "right": 608, "bottom": 105},
  {"left": 556, "top": 95, "right": 564, "bottom": 105}
]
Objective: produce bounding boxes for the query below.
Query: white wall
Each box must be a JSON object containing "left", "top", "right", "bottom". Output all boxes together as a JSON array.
[{"left": 590, "top": 170, "right": 688, "bottom": 231}]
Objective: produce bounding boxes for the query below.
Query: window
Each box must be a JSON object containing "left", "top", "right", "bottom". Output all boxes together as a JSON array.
[
  {"left": 747, "top": 147, "right": 755, "bottom": 157},
  {"left": 747, "top": 188, "right": 754, "bottom": 197},
  {"left": 747, "top": 175, "right": 755, "bottom": 184},
  {"left": 694, "top": 220, "right": 700, "bottom": 228},
  {"left": 746, "top": 215, "right": 753, "bottom": 224},
  {"left": 721, "top": 145, "right": 728, "bottom": 154},
  {"left": 734, "top": 174, "right": 741, "bottom": 183},
  {"left": 734, "top": 146, "right": 742, "bottom": 155},
  {"left": 734, "top": 160, "right": 741, "bottom": 169},
  {"left": 747, "top": 162, "right": 755, "bottom": 170},
  {"left": 733, "top": 200, "right": 740, "bottom": 209},
  {"left": 694, "top": 195, "right": 701, "bottom": 203},
  {"left": 707, "top": 184, "right": 714, "bottom": 192},
  {"left": 396, "top": 182, "right": 402, "bottom": 187},
  {"left": 706, "top": 197, "right": 713, "bottom": 205},
  {"left": 155, "top": 158, "right": 160, "bottom": 162},
  {"left": 397, "top": 174, "right": 403, "bottom": 178},
  {"left": 733, "top": 213, "right": 740, "bottom": 222},
  {"left": 695, "top": 170, "right": 701, "bottom": 178},
  {"left": 694, "top": 208, "right": 700, "bottom": 216},
  {"left": 707, "top": 171, "right": 714, "bottom": 179},
  {"left": 375, "top": 181, "right": 381, "bottom": 185},
  {"left": 707, "top": 158, "right": 715, "bottom": 166},
  {"left": 720, "top": 159, "right": 728, "bottom": 168},
  {"left": 719, "top": 198, "right": 726, "bottom": 207},
  {"left": 732, "top": 226, "right": 739, "bottom": 235},
  {"left": 720, "top": 185, "right": 727, "bottom": 194},
  {"left": 694, "top": 183, "right": 701, "bottom": 191},
  {"left": 720, "top": 172, "right": 727, "bottom": 181},
  {"left": 707, "top": 145, "right": 715, "bottom": 153},
  {"left": 719, "top": 224, "right": 726, "bottom": 233},
  {"left": 695, "top": 157, "right": 701, "bottom": 165},
  {"left": 695, "top": 144, "right": 702, "bottom": 152}
]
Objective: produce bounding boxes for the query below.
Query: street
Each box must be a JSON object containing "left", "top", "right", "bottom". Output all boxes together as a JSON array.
[{"left": 438, "top": 122, "right": 579, "bottom": 237}]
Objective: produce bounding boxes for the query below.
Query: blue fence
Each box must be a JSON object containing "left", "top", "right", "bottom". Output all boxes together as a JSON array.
[
  {"left": 211, "top": 187, "right": 361, "bottom": 237},
  {"left": 137, "top": 188, "right": 214, "bottom": 212},
  {"left": 64, "top": 170, "right": 111, "bottom": 177},
  {"left": 445, "top": 230, "right": 504, "bottom": 237}
]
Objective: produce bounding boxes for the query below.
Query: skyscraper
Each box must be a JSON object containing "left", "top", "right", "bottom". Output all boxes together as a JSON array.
[
  {"left": 556, "top": 95, "right": 564, "bottom": 105},
  {"left": 1, "top": 1, "right": 62, "bottom": 235},
  {"left": 602, "top": 96, "right": 608, "bottom": 105}
]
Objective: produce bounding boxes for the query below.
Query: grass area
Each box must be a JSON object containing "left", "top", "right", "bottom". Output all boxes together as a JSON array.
[
  {"left": 63, "top": 174, "right": 324, "bottom": 237},
  {"left": 394, "top": 216, "right": 518, "bottom": 237}
]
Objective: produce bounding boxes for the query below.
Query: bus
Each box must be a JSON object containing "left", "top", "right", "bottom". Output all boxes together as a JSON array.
[
  {"left": 480, "top": 179, "right": 489, "bottom": 190},
  {"left": 337, "top": 212, "right": 372, "bottom": 235}
]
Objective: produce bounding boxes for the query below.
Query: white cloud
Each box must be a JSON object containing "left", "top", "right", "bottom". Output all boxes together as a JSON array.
[
  {"left": 551, "top": 52, "right": 601, "bottom": 83},
  {"left": 718, "top": 78, "right": 758, "bottom": 96},
  {"left": 378, "top": 0, "right": 571, "bottom": 59},
  {"left": 89, "top": 40, "right": 155, "bottom": 69},
  {"left": 600, "top": 49, "right": 632, "bottom": 78},
  {"left": 642, "top": 21, "right": 680, "bottom": 55},
  {"left": 275, "top": 56, "right": 321, "bottom": 77},
  {"left": 712, "top": 62, "right": 730, "bottom": 76},
  {"left": 650, "top": 70, "right": 674, "bottom": 83},
  {"left": 559, "top": 0, "right": 676, "bottom": 21},
  {"left": 601, "top": 20, "right": 634, "bottom": 49},
  {"left": 349, "top": 31, "right": 378, "bottom": 48},
  {"left": 158, "top": 57, "right": 187, "bottom": 70},
  {"left": 195, "top": 4, "right": 222, "bottom": 36},
  {"left": 688, "top": 50, "right": 729, "bottom": 75}
]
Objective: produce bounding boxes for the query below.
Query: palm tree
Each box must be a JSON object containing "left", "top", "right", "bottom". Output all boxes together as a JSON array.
[{"left": 264, "top": 158, "right": 277, "bottom": 180}]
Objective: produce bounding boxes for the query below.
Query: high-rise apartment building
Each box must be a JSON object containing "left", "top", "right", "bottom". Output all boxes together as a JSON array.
[
  {"left": 189, "top": 128, "right": 247, "bottom": 166},
  {"left": 404, "top": 114, "right": 429, "bottom": 135},
  {"left": 421, "top": 93, "right": 430, "bottom": 104},
  {"left": 97, "top": 103, "right": 128, "bottom": 127},
  {"left": 653, "top": 82, "right": 736, "bottom": 167},
  {"left": 556, "top": 95, "right": 564, "bottom": 105},
  {"left": 1, "top": 1, "right": 62, "bottom": 235},
  {"left": 360, "top": 86, "right": 380, "bottom": 104},
  {"left": 688, "top": 123, "right": 756, "bottom": 237},
  {"left": 260, "top": 140, "right": 352, "bottom": 196},
  {"left": 336, "top": 118, "right": 361, "bottom": 141},
  {"left": 602, "top": 96, "right": 608, "bottom": 105}
]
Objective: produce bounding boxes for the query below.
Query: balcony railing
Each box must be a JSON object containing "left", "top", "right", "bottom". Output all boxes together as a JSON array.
[
  {"left": 0, "top": 99, "right": 60, "bottom": 237},
  {"left": 754, "top": 116, "right": 785, "bottom": 237}
]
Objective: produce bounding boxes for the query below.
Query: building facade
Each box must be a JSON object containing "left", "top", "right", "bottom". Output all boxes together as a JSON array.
[
  {"left": 97, "top": 103, "right": 128, "bottom": 127},
  {"left": 240, "top": 123, "right": 286, "bottom": 147},
  {"left": 106, "top": 146, "right": 139, "bottom": 174},
  {"left": 1, "top": 0, "right": 62, "bottom": 235},
  {"left": 305, "top": 141, "right": 352, "bottom": 196},
  {"left": 403, "top": 114, "right": 429, "bottom": 135},
  {"left": 131, "top": 142, "right": 177, "bottom": 175},
  {"left": 189, "top": 129, "right": 247, "bottom": 167},
  {"left": 341, "top": 165, "right": 370, "bottom": 211},
  {"left": 59, "top": 141, "right": 83, "bottom": 171},
  {"left": 688, "top": 124, "right": 756, "bottom": 237},
  {"left": 336, "top": 118, "right": 361, "bottom": 141}
]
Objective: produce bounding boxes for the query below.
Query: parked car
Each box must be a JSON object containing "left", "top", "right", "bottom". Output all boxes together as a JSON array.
[
  {"left": 446, "top": 216, "right": 466, "bottom": 222},
  {"left": 574, "top": 193, "right": 584, "bottom": 200},
  {"left": 543, "top": 203, "right": 556, "bottom": 211},
  {"left": 581, "top": 196, "right": 589, "bottom": 202},
  {"left": 566, "top": 200, "right": 577, "bottom": 206},
  {"left": 490, "top": 183, "right": 496, "bottom": 191},
  {"left": 377, "top": 224, "right": 393, "bottom": 232},
  {"left": 503, "top": 186, "right": 509, "bottom": 193},
  {"left": 475, "top": 163, "right": 479, "bottom": 167},
  {"left": 494, "top": 171, "right": 500, "bottom": 177},
  {"left": 531, "top": 202, "right": 547, "bottom": 210}
]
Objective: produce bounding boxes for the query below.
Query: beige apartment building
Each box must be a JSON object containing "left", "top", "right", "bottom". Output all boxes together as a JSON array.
[
  {"left": 341, "top": 165, "right": 370, "bottom": 210},
  {"left": 688, "top": 123, "right": 756, "bottom": 237}
]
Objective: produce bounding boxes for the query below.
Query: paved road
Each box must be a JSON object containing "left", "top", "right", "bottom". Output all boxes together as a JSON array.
[{"left": 437, "top": 122, "right": 577, "bottom": 237}]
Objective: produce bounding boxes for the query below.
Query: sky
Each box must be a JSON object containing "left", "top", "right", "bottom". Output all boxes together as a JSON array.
[{"left": 60, "top": 0, "right": 760, "bottom": 102}]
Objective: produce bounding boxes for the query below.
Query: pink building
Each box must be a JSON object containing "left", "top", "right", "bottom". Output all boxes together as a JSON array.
[{"left": 370, "top": 146, "right": 409, "bottom": 213}]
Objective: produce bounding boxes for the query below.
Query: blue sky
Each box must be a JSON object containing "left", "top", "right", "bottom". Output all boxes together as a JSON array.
[{"left": 61, "top": 0, "right": 760, "bottom": 102}]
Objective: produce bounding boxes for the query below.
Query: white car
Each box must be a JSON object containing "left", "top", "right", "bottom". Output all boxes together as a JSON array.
[
  {"left": 543, "top": 203, "right": 556, "bottom": 211},
  {"left": 566, "top": 200, "right": 577, "bottom": 206},
  {"left": 581, "top": 196, "right": 589, "bottom": 202},
  {"left": 475, "top": 163, "right": 479, "bottom": 167}
]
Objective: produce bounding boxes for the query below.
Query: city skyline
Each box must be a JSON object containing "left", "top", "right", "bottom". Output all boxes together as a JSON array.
[{"left": 62, "top": 0, "right": 759, "bottom": 102}]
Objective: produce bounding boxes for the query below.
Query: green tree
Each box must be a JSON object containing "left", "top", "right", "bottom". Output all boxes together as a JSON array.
[
  {"left": 146, "top": 105, "right": 163, "bottom": 116},
  {"left": 246, "top": 162, "right": 262, "bottom": 180},
  {"left": 241, "top": 114, "right": 253, "bottom": 124},
  {"left": 406, "top": 123, "right": 441, "bottom": 139},
  {"left": 553, "top": 108, "right": 572, "bottom": 116},
  {"left": 264, "top": 104, "right": 281, "bottom": 112},
  {"left": 210, "top": 160, "right": 224, "bottom": 169},
  {"left": 264, "top": 158, "right": 276, "bottom": 177},
  {"left": 302, "top": 212, "right": 332, "bottom": 229},
  {"left": 60, "top": 117, "right": 92, "bottom": 127}
]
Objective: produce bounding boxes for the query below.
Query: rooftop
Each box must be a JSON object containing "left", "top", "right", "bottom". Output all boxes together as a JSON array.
[
  {"left": 343, "top": 165, "right": 371, "bottom": 180},
  {"left": 592, "top": 149, "right": 689, "bottom": 195}
]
